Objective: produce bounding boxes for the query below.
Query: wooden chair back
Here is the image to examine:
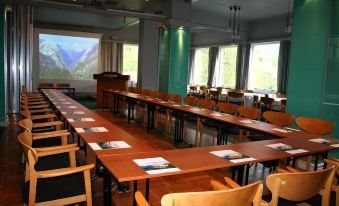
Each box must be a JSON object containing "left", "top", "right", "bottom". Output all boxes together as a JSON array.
[
  {"left": 168, "top": 94, "right": 181, "bottom": 103},
  {"left": 21, "top": 110, "right": 32, "bottom": 119},
  {"left": 200, "top": 86, "right": 209, "bottom": 97},
  {"left": 199, "top": 99, "right": 215, "bottom": 110},
  {"left": 135, "top": 191, "right": 150, "bottom": 206},
  {"left": 18, "top": 119, "right": 33, "bottom": 132},
  {"left": 263, "top": 111, "right": 294, "bottom": 127},
  {"left": 237, "top": 106, "right": 261, "bottom": 120},
  {"left": 184, "top": 96, "right": 197, "bottom": 107},
  {"left": 228, "top": 92, "right": 244, "bottom": 99},
  {"left": 159, "top": 92, "right": 169, "bottom": 101},
  {"left": 209, "top": 90, "right": 221, "bottom": 101},
  {"left": 189, "top": 86, "right": 198, "bottom": 96},
  {"left": 160, "top": 181, "right": 263, "bottom": 206},
  {"left": 134, "top": 87, "right": 142, "bottom": 94},
  {"left": 296, "top": 117, "right": 335, "bottom": 135},
  {"left": 18, "top": 132, "right": 37, "bottom": 167},
  {"left": 54, "top": 83, "right": 70, "bottom": 88},
  {"left": 216, "top": 87, "right": 223, "bottom": 93},
  {"left": 266, "top": 167, "right": 335, "bottom": 206},
  {"left": 38, "top": 83, "right": 54, "bottom": 88},
  {"left": 149, "top": 90, "right": 159, "bottom": 98},
  {"left": 252, "top": 95, "right": 259, "bottom": 108},
  {"left": 128, "top": 87, "right": 135, "bottom": 93},
  {"left": 217, "top": 102, "right": 238, "bottom": 115},
  {"left": 260, "top": 97, "right": 274, "bottom": 110},
  {"left": 142, "top": 89, "right": 151, "bottom": 96},
  {"left": 280, "top": 99, "right": 287, "bottom": 112}
]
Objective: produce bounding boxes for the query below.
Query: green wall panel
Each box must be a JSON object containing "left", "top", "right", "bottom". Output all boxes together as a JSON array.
[
  {"left": 287, "top": 0, "right": 331, "bottom": 118},
  {"left": 0, "top": 7, "right": 5, "bottom": 123},
  {"left": 158, "top": 27, "right": 190, "bottom": 98}
]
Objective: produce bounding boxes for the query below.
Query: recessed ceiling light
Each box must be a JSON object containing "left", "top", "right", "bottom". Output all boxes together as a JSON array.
[{"left": 73, "top": 0, "right": 76, "bottom": 2}]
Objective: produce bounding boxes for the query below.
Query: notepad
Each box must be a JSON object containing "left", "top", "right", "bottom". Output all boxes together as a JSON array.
[
  {"left": 61, "top": 111, "right": 85, "bottom": 115},
  {"left": 330, "top": 144, "right": 339, "bottom": 148},
  {"left": 190, "top": 108, "right": 202, "bottom": 111},
  {"left": 61, "top": 102, "right": 71, "bottom": 104},
  {"left": 133, "top": 157, "right": 181, "bottom": 174},
  {"left": 210, "top": 113, "right": 223, "bottom": 117},
  {"left": 266, "top": 143, "right": 308, "bottom": 154},
  {"left": 67, "top": 118, "right": 95, "bottom": 122},
  {"left": 173, "top": 104, "right": 181, "bottom": 107},
  {"left": 240, "top": 119, "right": 257, "bottom": 124},
  {"left": 309, "top": 138, "right": 330, "bottom": 144},
  {"left": 57, "top": 106, "right": 77, "bottom": 109},
  {"left": 89, "top": 141, "right": 131, "bottom": 150},
  {"left": 210, "top": 150, "right": 256, "bottom": 163},
  {"left": 272, "top": 128, "right": 292, "bottom": 133},
  {"left": 75, "top": 127, "right": 108, "bottom": 133}
]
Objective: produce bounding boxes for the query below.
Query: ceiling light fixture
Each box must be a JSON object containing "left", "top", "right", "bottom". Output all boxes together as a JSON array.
[
  {"left": 227, "top": 5, "right": 241, "bottom": 40},
  {"left": 284, "top": 0, "right": 292, "bottom": 33}
]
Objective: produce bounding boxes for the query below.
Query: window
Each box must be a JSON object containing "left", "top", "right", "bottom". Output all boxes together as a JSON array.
[
  {"left": 248, "top": 42, "right": 280, "bottom": 92},
  {"left": 122, "top": 44, "right": 139, "bottom": 83},
  {"left": 215, "top": 46, "right": 238, "bottom": 88},
  {"left": 192, "top": 48, "right": 209, "bottom": 85}
]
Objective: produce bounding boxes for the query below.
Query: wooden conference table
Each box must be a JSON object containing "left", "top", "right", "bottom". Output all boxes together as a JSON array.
[
  {"left": 43, "top": 89, "right": 339, "bottom": 206},
  {"left": 39, "top": 86, "right": 75, "bottom": 97}
]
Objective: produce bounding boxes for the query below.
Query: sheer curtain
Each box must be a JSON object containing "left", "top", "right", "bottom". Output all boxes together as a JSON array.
[
  {"left": 207, "top": 47, "right": 219, "bottom": 87},
  {"left": 235, "top": 44, "right": 244, "bottom": 89},
  {"left": 188, "top": 49, "right": 195, "bottom": 85},
  {"left": 101, "top": 41, "right": 123, "bottom": 73},
  {"left": 239, "top": 43, "right": 251, "bottom": 90},
  {"left": 6, "top": 3, "right": 33, "bottom": 113},
  {"left": 277, "top": 40, "right": 291, "bottom": 94}
]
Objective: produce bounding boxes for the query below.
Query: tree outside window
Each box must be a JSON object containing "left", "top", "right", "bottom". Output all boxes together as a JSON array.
[
  {"left": 216, "top": 46, "right": 238, "bottom": 88},
  {"left": 123, "top": 44, "right": 138, "bottom": 83},
  {"left": 193, "top": 48, "right": 209, "bottom": 85}
]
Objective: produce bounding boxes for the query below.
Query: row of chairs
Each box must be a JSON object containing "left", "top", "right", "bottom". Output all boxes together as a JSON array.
[
  {"left": 135, "top": 164, "right": 339, "bottom": 206},
  {"left": 19, "top": 89, "right": 94, "bottom": 206}
]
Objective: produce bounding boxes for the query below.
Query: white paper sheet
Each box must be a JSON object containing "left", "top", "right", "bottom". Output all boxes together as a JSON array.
[
  {"left": 133, "top": 157, "right": 180, "bottom": 174},
  {"left": 285, "top": 149, "right": 308, "bottom": 154},
  {"left": 210, "top": 113, "right": 223, "bottom": 117},
  {"left": 75, "top": 127, "right": 108, "bottom": 133},
  {"left": 272, "top": 128, "right": 292, "bottom": 133},
  {"left": 330, "top": 144, "right": 339, "bottom": 148},
  {"left": 67, "top": 118, "right": 95, "bottom": 122},
  {"left": 89, "top": 141, "right": 131, "bottom": 150},
  {"left": 210, "top": 150, "right": 256, "bottom": 163},
  {"left": 240, "top": 119, "right": 256, "bottom": 124},
  {"left": 309, "top": 138, "right": 330, "bottom": 144},
  {"left": 61, "top": 111, "right": 85, "bottom": 115}
]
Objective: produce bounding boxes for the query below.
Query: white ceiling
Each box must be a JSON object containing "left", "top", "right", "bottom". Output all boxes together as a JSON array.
[{"left": 192, "top": 0, "right": 293, "bottom": 22}]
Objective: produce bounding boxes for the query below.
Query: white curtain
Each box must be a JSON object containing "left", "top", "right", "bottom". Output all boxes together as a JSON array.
[{"left": 101, "top": 41, "right": 123, "bottom": 73}]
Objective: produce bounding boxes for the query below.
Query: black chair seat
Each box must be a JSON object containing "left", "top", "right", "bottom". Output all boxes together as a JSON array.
[
  {"left": 202, "top": 119, "right": 218, "bottom": 128},
  {"left": 184, "top": 114, "right": 197, "bottom": 122},
  {"left": 32, "top": 137, "right": 62, "bottom": 148},
  {"left": 23, "top": 173, "right": 85, "bottom": 204},
  {"left": 262, "top": 192, "right": 336, "bottom": 206},
  {"left": 35, "top": 153, "right": 70, "bottom": 171}
]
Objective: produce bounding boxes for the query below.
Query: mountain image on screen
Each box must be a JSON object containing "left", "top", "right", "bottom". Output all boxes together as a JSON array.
[{"left": 39, "top": 34, "right": 99, "bottom": 80}]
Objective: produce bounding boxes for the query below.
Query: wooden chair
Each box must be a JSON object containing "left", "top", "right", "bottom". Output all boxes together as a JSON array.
[
  {"left": 149, "top": 90, "right": 159, "bottom": 98},
  {"left": 134, "top": 87, "right": 142, "bottom": 94},
  {"left": 324, "top": 158, "right": 339, "bottom": 206},
  {"left": 227, "top": 92, "right": 244, "bottom": 105},
  {"left": 229, "top": 106, "right": 261, "bottom": 143},
  {"left": 262, "top": 166, "right": 335, "bottom": 206},
  {"left": 189, "top": 86, "right": 198, "bottom": 96},
  {"left": 209, "top": 89, "right": 221, "bottom": 102},
  {"left": 38, "top": 83, "right": 54, "bottom": 88},
  {"left": 155, "top": 92, "right": 169, "bottom": 129},
  {"left": 199, "top": 85, "right": 210, "bottom": 99},
  {"left": 197, "top": 99, "right": 216, "bottom": 146},
  {"left": 135, "top": 179, "right": 263, "bottom": 206},
  {"left": 18, "top": 132, "right": 94, "bottom": 206},
  {"left": 128, "top": 87, "right": 135, "bottom": 93},
  {"left": 259, "top": 97, "right": 275, "bottom": 115},
  {"left": 295, "top": 117, "right": 335, "bottom": 170},
  {"left": 199, "top": 102, "right": 237, "bottom": 146},
  {"left": 183, "top": 96, "right": 199, "bottom": 144},
  {"left": 21, "top": 110, "right": 57, "bottom": 123},
  {"left": 280, "top": 99, "right": 287, "bottom": 113},
  {"left": 165, "top": 94, "right": 182, "bottom": 134},
  {"left": 296, "top": 117, "right": 335, "bottom": 135}
]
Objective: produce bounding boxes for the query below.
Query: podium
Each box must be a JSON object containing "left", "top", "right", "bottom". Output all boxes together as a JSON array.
[{"left": 93, "top": 72, "right": 130, "bottom": 108}]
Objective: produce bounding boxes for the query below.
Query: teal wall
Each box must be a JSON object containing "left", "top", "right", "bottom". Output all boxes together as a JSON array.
[
  {"left": 287, "top": 0, "right": 331, "bottom": 118},
  {"left": 0, "top": 7, "right": 6, "bottom": 124},
  {"left": 323, "top": 0, "right": 339, "bottom": 139},
  {"left": 158, "top": 27, "right": 190, "bottom": 97}
]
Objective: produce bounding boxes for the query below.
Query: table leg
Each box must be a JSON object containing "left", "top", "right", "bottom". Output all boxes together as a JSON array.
[
  {"left": 146, "top": 179, "right": 150, "bottom": 201},
  {"left": 103, "top": 167, "right": 112, "bottom": 206},
  {"left": 133, "top": 180, "right": 138, "bottom": 206},
  {"left": 314, "top": 154, "right": 319, "bottom": 171},
  {"left": 127, "top": 98, "right": 131, "bottom": 123},
  {"left": 174, "top": 113, "right": 179, "bottom": 147},
  {"left": 236, "top": 165, "right": 244, "bottom": 185}
]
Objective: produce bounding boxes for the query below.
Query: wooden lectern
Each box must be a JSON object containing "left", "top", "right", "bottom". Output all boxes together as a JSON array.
[{"left": 93, "top": 72, "right": 130, "bottom": 108}]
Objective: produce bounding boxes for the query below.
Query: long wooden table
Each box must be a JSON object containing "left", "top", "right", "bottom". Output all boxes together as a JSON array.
[
  {"left": 39, "top": 86, "right": 75, "bottom": 97},
  {"left": 43, "top": 89, "right": 339, "bottom": 206}
]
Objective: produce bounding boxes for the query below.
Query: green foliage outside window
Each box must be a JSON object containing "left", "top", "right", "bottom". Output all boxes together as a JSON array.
[{"left": 123, "top": 44, "right": 139, "bottom": 82}]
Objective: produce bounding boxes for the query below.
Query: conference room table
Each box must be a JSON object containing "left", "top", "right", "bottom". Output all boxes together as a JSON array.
[
  {"left": 43, "top": 89, "right": 339, "bottom": 206},
  {"left": 39, "top": 86, "right": 75, "bottom": 97}
]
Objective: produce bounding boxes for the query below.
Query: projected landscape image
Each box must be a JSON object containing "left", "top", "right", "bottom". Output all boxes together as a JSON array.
[{"left": 39, "top": 34, "right": 99, "bottom": 80}]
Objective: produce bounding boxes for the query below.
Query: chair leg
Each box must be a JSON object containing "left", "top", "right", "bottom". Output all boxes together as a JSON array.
[
  {"left": 212, "top": 129, "right": 216, "bottom": 146},
  {"left": 84, "top": 170, "right": 93, "bottom": 206},
  {"left": 196, "top": 118, "right": 200, "bottom": 146}
]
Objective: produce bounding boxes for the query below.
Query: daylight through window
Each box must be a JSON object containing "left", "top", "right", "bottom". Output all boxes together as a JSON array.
[
  {"left": 193, "top": 48, "right": 209, "bottom": 85},
  {"left": 122, "top": 44, "right": 139, "bottom": 83},
  {"left": 215, "top": 46, "right": 238, "bottom": 88}
]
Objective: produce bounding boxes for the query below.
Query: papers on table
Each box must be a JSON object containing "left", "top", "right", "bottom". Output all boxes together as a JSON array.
[
  {"left": 272, "top": 128, "right": 292, "bottom": 133},
  {"left": 75, "top": 127, "right": 108, "bottom": 133},
  {"left": 210, "top": 150, "right": 256, "bottom": 163},
  {"left": 240, "top": 119, "right": 257, "bottom": 124},
  {"left": 173, "top": 104, "right": 181, "bottom": 107},
  {"left": 61, "top": 111, "right": 85, "bottom": 115},
  {"left": 266, "top": 143, "right": 308, "bottom": 154},
  {"left": 89, "top": 141, "right": 131, "bottom": 150},
  {"left": 67, "top": 118, "right": 95, "bottom": 122},
  {"left": 309, "top": 138, "right": 339, "bottom": 147},
  {"left": 210, "top": 113, "right": 223, "bottom": 117},
  {"left": 190, "top": 108, "right": 203, "bottom": 112},
  {"left": 57, "top": 105, "right": 77, "bottom": 109},
  {"left": 133, "top": 157, "right": 180, "bottom": 174},
  {"left": 159, "top": 101, "right": 167, "bottom": 104},
  {"left": 283, "top": 127, "right": 301, "bottom": 132},
  {"left": 61, "top": 102, "right": 71, "bottom": 104}
]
